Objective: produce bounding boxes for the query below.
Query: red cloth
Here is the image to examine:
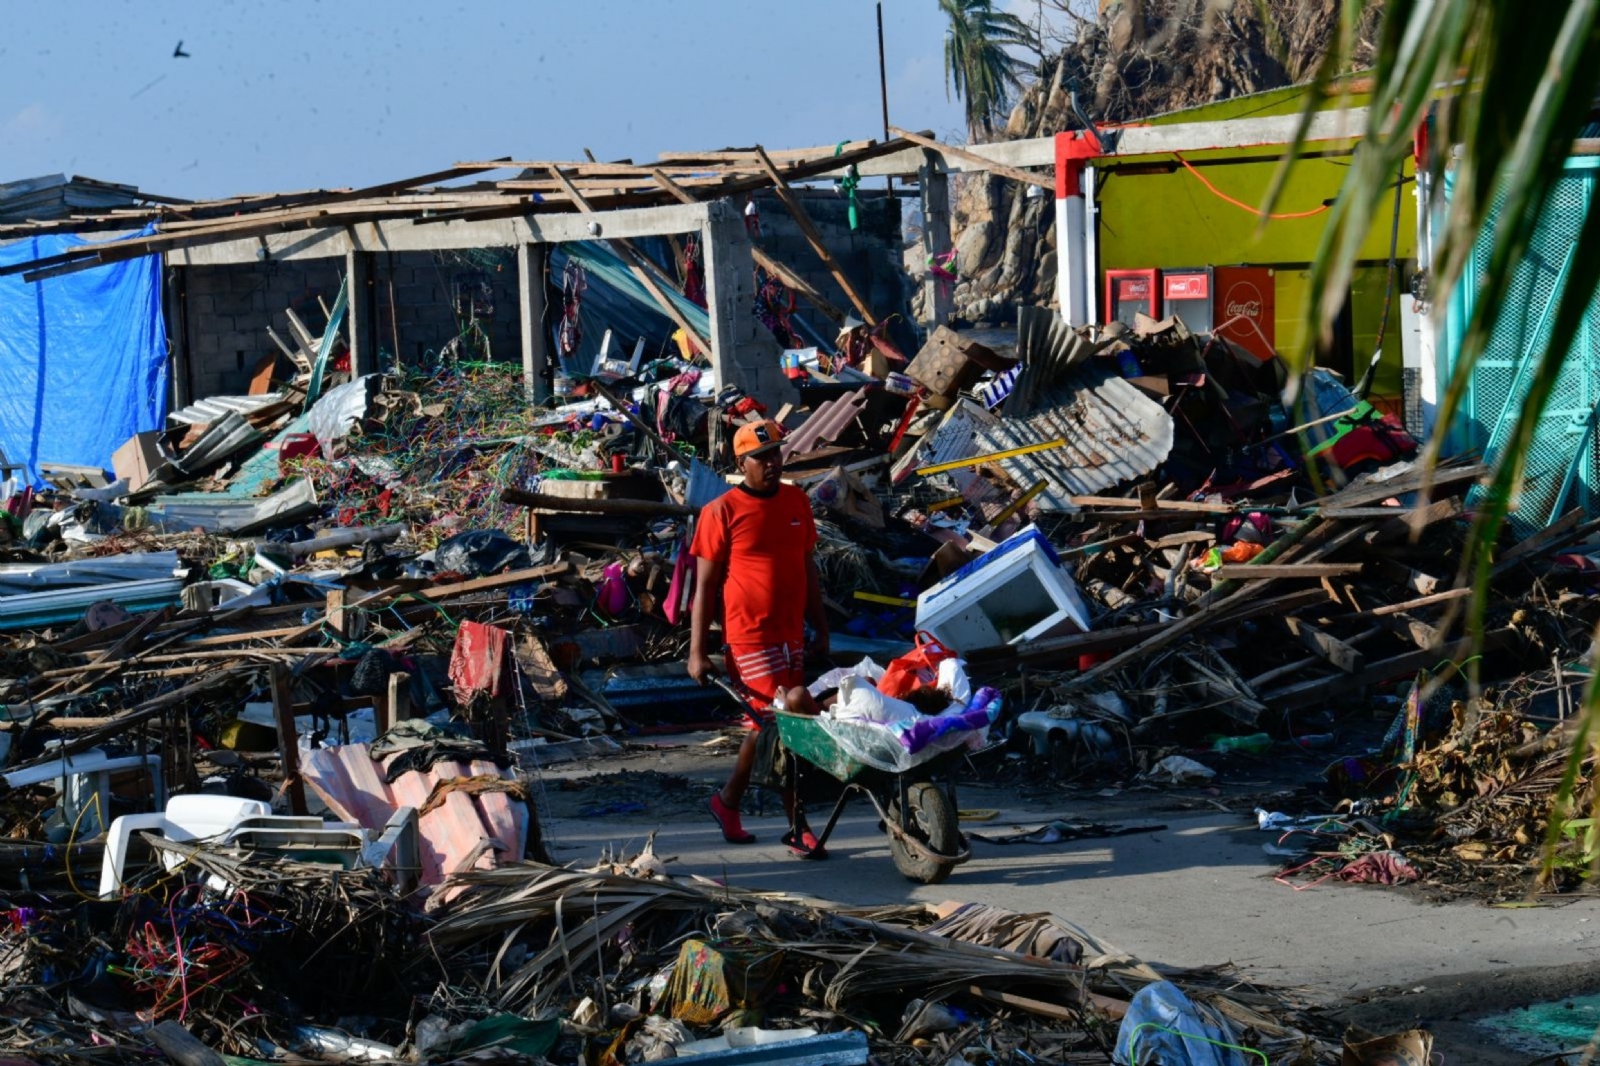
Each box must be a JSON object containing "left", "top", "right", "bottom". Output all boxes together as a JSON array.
[
  {"left": 727, "top": 641, "right": 806, "bottom": 722},
  {"left": 448, "top": 620, "right": 512, "bottom": 700},
  {"left": 690, "top": 485, "right": 816, "bottom": 646}
]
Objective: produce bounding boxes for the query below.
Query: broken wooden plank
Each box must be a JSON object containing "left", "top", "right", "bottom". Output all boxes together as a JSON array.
[
  {"left": 1491, "top": 511, "right": 1600, "bottom": 576},
  {"left": 270, "top": 663, "right": 309, "bottom": 816},
  {"left": 649, "top": 167, "right": 849, "bottom": 325},
  {"left": 1387, "top": 613, "right": 1444, "bottom": 651},
  {"left": 1348, "top": 586, "right": 1472, "bottom": 619},
  {"left": 754, "top": 145, "right": 878, "bottom": 326},
  {"left": 1260, "top": 628, "right": 1516, "bottom": 709},
  {"left": 890, "top": 127, "right": 1054, "bottom": 188},
  {"left": 499, "top": 487, "right": 697, "bottom": 517},
  {"left": 1369, "top": 558, "right": 1440, "bottom": 596},
  {"left": 543, "top": 166, "right": 713, "bottom": 356},
  {"left": 1283, "top": 617, "right": 1366, "bottom": 673},
  {"left": 1151, "top": 530, "right": 1217, "bottom": 549},
  {"left": 1063, "top": 585, "right": 1328, "bottom": 686},
  {"left": 1361, "top": 497, "right": 1463, "bottom": 545},
  {"left": 1213, "top": 563, "right": 1365, "bottom": 580},
  {"left": 1069, "top": 496, "right": 1234, "bottom": 513},
  {"left": 1313, "top": 463, "right": 1487, "bottom": 511},
  {"left": 966, "top": 984, "right": 1081, "bottom": 1020}
]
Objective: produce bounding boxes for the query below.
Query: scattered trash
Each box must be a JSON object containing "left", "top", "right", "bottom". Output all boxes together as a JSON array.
[{"left": 1143, "top": 755, "right": 1218, "bottom": 785}]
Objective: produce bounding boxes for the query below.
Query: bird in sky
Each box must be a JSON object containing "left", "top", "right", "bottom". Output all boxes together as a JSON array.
[{"left": 173, "top": 41, "right": 190, "bottom": 58}]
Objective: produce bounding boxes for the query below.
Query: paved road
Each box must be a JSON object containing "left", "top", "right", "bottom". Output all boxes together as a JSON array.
[{"left": 544, "top": 797, "right": 1600, "bottom": 999}]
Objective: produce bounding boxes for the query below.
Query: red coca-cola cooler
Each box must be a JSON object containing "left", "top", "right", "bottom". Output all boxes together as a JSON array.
[
  {"left": 1162, "top": 268, "right": 1213, "bottom": 332},
  {"left": 1103, "top": 269, "right": 1159, "bottom": 327},
  {"left": 1212, "top": 266, "right": 1277, "bottom": 361}
]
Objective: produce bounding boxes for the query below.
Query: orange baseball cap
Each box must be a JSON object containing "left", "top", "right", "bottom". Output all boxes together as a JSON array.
[{"left": 732, "top": 419, "right": 786, "bottom": 459}]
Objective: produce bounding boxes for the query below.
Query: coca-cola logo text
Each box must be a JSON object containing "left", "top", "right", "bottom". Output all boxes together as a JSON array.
[{"left": 1222, "top": 282, "right": 1265, "bottom": 320}]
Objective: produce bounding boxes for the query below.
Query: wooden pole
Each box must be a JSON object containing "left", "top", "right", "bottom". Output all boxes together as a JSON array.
[
  {"left": 269, "top": 664, "right": 308, "bottom": 816},
  {"left": 753, "top": 146, "right": 879, "bottom": 326},
  {"left": 889, "top": 126, "right": 1054, "bottom": 188},
  {"left": 877, "top": 3, "right": 893, "bottom": 200},
  {"left": 649, "top": 168, "right": 849, "bottom": 325},
  {"left": 544, "top": 166, "right": 713, "bottom": 356},
  {"left": 388, "top": 672, "right": 412, "bottom": 723},
  {"left": 517, "top": 241, "right": 550, "bottom": 401}
]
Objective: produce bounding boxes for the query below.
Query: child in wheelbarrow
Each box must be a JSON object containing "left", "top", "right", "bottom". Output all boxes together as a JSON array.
[{"left": 687, "top": 419, "right": 830, "bottom": 859}]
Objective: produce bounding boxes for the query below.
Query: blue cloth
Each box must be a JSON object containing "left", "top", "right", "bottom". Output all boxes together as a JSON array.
[{"left": 0, "top": 228, "right": 167, "bottom": 488}]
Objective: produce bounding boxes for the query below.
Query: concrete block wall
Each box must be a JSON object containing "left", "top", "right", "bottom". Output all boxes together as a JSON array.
[
  {"left": 750, "top": 189, "right": 914, "bottom": 353},
  {"left": 181, "top": 251, "right": 525, "bottom": 398},
  {"left": 175, "top": 199, "right": 910, "bottom": 403}
]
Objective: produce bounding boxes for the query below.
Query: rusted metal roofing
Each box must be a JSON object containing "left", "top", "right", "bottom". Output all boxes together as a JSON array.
[
  {"left": 782, "top": 389, "right": 871, "bottom": 458},
  {"left": 973, "top": 363, "right": 1173, "bottom": 512}
]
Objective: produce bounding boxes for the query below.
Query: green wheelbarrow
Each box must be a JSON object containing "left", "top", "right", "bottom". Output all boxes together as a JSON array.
[{"left": 771, "top": 709, "right": 972, "bottom": 885}]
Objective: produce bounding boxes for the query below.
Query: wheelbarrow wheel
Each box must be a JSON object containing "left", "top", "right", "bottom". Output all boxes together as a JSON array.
[{"left": 889, "top": 781, "right": 959, "bottom": 885}]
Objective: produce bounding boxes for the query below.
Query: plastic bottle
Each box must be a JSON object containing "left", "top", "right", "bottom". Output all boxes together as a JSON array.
[
  {"left": 1211, "top": 732, "right": 1272, "bottom": 755},
  {"left": 902, "top": 999, "right": 969, "bottom": 1038}
]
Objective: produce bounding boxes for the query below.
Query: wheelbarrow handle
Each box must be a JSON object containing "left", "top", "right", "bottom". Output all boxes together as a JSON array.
[{"left": 707, "top": 671, "right": 758, "bottom": 708}]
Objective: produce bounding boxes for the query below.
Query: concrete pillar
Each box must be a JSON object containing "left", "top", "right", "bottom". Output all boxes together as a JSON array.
[
  {"left": 703, "top": 199, "right": 787, "bottom": 411},
  {"left": 919, "top": 150, "right": 954, "bottom": 330},
  {"left": 1054, "top": 131, "right": 1099, "bottom": 327},
  {"left": 517, "top": 242, "right": 550, "bottom": 402},
  {"left": 345, "top": 249, "right": 371, "bottom": 376}
]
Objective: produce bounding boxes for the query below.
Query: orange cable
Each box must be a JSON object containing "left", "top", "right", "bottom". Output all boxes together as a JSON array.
[{"left": 1173, "top": 152, "right": 1332, "bottom": 220}]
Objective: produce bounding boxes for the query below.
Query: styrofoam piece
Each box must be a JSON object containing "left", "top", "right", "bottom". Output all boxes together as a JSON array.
[{"left": 915, "top": 527, "right": 1092, "bottom": 652}]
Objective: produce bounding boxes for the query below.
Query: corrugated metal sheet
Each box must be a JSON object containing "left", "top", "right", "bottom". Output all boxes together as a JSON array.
[
  {"left": 0, "top": 577, "right": 185, "bottom": 631},
  {"left": 147, "top": 477, "right": 318, "bottom": 534},
  {"left": 0, "top": 551, "right": 181, "bottom": 596},
  {"left": 783, "top": 390, "right": 870, "bottom": 458},
  {"left": 973, "top": 365, "right": 1173, "bottom": 512},
  {"left": 141, "top": 413, "right": 268, "bottom": 489},
  {"left": 1006, "top": 306, "right": 1112, "bottom": 418},
  {"left": 0, "top": 174, "right": 146, "bottom": 224},
  {"left": 168, "top": 393, "right": 288, "bottom": 426}
]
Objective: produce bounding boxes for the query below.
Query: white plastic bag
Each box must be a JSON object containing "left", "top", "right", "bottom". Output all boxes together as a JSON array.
[
  {"left": 809, "top": 657, "right": 885, "bottom": 697},
  {"left": 831, "top": 674, "right": 921, "bottom": 725},
  {"left": 936, "top": 657, "right": 973, "bottom": 705}
]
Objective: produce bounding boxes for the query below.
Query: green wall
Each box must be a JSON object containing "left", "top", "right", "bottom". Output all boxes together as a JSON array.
[{"left": 1096, "top": 149, "right": 1415, "bottom": 400}]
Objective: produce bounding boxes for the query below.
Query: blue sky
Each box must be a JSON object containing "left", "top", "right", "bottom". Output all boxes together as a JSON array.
[{"left": 0, "top": 0, "right": 1015, "bottom": 200}]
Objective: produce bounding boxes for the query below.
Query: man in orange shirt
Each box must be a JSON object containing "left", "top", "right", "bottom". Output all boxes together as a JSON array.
[{"left": 688, "top": 419, "right": 829, "bottom": 857}]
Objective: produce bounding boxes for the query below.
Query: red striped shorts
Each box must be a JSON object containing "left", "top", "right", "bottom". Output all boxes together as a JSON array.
[{"left": 726, "top": 641, "right": 805, "bottom": 727}]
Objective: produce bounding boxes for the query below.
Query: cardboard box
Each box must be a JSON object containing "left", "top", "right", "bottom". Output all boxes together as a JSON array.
[{"left": 111, "top": 431, "right": 164, "bottom": 493}]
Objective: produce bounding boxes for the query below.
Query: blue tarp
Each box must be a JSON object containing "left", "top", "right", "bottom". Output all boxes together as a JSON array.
[
  {"left": 0, "top": 228, "right": 167, "bottom": 489},
  {"left": 548, "top": 240, "right": 711, "bottom": 373}
]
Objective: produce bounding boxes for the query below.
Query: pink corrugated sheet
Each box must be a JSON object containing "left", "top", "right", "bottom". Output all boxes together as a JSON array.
[{"left": 301, "top": 742, "right": 528, "bottom": 895}]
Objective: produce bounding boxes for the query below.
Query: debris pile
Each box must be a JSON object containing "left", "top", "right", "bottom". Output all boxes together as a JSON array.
[
  {"left": 1260, "top": 661, "right": 1600, "bottom": 900},
  {"left": 0, "top": 844, "right": 1341, "bottom": 1064},
  {"left": 1, "top": 265, "right": 1597, "bottom": 1054}
]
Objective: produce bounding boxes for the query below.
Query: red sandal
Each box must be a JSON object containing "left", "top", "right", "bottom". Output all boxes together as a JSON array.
[
  {"left": 782, "top": 829, "right": 828, "bottom": 860},
  {"left": 709, "top": 794, "right": 755, "bottom": 844}
]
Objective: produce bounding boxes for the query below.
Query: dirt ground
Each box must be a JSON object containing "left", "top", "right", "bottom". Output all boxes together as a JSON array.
[{"left": 531, "top": 732, "right": 1600, "bottom": 1064}]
